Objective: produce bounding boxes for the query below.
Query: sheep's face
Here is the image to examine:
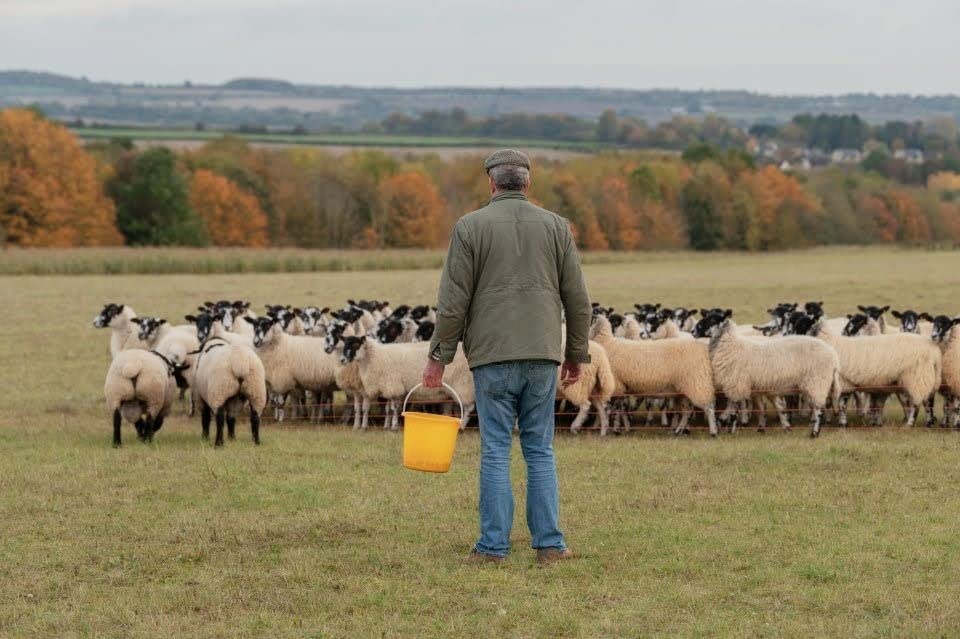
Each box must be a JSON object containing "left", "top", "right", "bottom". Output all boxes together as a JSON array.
[
  {"left": 414, "top": 320, "right": 435, "bottom": 343},
  {"left": 842, "top": 313, "right": 870, "bottom": 337},
  {"left": 857, "top": 305, "right": 889, "bottom": 321},
  {"left": 185, "top": 311, "right": 215, "bottom": 343},
  {"left": 248, "top": 316, "right": 280, "bottom": 348},
  {"left": 302, "top": 307, "right": 330, "bottom": 335},
  {"left": 931, "top": 316, "right": 960, "bottom": 343},
  {"left": 339, "top": 336, "right": 367, "bottom": 365},
  {"left": 633, "top": 303, "right": 660, "bottom": 317},
  {"left": 389, "top": 304, "right": 412, "bottom": 321},
  {"left": 892, "top": 309, "right": 932, "bottom": 334},
  {"left": 324, "top": 321, "right": 350, "bottom": 354},
  {"left": 93, "top": 303, "right": 125, "bottom": 328},
  {"left": 608, "top": 313, "right": 624, "bottom": 333},
  {"left": 692, "top": 311, "right": 730, "bottom": 339},
  {"left": 803, "top": 301, "right": 825, "bottom": 320},
  {"left": 409, "top": 305, "right": 431, "bottom": 322},
  {"left": 641, "top": 313, "right": 665, "bottom": 339},
  {"left": 134, "top": 317, "right": 167, "bottom": 341}
]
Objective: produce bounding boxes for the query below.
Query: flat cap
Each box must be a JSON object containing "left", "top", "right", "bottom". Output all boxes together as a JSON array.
[{"left": 484, "top": 149, "right": 531, "bottom": 173}]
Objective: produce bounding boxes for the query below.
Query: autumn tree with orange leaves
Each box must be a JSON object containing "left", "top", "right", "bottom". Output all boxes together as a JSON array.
[
  {"left": 0, "top": 108, "right": 122, "bottom": 247},
  {"left": 375, "top": 170, "right": 447, "bottom": 248},
  {"left": 189, "top": 169, "right": 269, "bottom": 246}
]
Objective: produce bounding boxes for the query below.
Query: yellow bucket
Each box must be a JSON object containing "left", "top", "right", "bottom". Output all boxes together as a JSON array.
[{"left": 401, "top": 383, "right": 463, "bottom": 473}]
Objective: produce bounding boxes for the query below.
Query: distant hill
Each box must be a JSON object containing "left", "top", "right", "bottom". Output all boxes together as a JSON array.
[{"left": 1, "top": 69, "right": 958, "bottom": 132}]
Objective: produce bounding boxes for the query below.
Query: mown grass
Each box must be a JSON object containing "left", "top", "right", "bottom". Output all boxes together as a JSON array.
[
  {"left": 2, "top": 248, "right": 960, "bottom": 637},
  {"left": 70, "top": 126, "right": 602, "bottom": 152}
]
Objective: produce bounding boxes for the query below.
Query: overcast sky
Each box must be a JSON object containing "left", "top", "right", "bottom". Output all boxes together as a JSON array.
[{"left": 2, "top": 0, "right": 958, "bottom": 94}]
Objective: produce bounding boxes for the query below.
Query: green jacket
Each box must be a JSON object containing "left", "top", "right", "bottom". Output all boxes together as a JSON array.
[{"left": 429, "top": 191, "right": 592, "bottom": 369}]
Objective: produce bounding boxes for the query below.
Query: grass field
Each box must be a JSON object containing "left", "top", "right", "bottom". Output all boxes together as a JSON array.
[
  {"left": 2, "top": 247, "right": 960, "bottom": 637},
  {"left": 70, "top": 126, "right": 602, "bottom": 153}
]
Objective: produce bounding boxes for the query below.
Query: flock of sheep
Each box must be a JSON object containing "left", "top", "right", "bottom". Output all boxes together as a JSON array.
[{"left": 94, "top": 297, "right": 960, "bottom": 446}]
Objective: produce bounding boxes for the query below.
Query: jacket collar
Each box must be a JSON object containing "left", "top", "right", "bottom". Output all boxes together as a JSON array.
[{"left": 490, "top": 190, "right": 528, "bottom": 203}]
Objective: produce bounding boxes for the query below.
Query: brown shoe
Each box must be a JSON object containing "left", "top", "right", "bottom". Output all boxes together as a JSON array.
[
  {"left": 465, "top": 550, "right": 505, "bottom": 565},
  {"left": 536, "top": 548, "right": 574, "bottom": 565}
]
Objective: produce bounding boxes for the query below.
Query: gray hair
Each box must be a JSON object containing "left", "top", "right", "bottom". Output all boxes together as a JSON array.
[{"left": 488, "top": 164, "right": 530, "bottom": 191}]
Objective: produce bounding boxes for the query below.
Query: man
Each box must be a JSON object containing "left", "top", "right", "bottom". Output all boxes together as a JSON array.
[{"left": 421, "top": 149, "right": 592, "bottom": 565}]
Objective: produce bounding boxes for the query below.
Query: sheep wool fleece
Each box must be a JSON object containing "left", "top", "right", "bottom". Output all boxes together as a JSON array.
[{"left": 430, "top": 191, "right": 592, "bottom": 369}]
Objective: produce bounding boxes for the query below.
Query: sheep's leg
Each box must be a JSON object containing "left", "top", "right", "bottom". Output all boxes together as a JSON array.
[
  {"left": 739, "top": 400, "right": 751, "bottom": 426},
  {"left": 704, "top": 404, "right": 718, "bottom": 438},
  {"left": 570, "top": 402, "right": 590, "bottom": 433},
  {"left": 810, "top": 406, "right": 822, "bottom": 438},
  {"left": 189, "top": 391, "right": 196, "bottom": 418},
  {"left": 391, "top": 401, "right": 401, "bottom": 431},
  {"left": 775, "top": 397, "right": 791, "bottom": 431},
  {"left": 661, "top": 399, "right": 671, "bottom": 427},
  {"left": 383, "top": 399, "right": 392, "bottom": 429},
  {"left": 201, "top": 402, "right": 211, "bottom": 440},
  {"left": 924, "top": 395, "right": 937, "bottom": 428},
  {"left": 214, "top": 408, "right": 226, "bottom": 447},
  {"left": 837, "top": 395, "right": 849, "bottom": 427},
  {"left": 112, "top": 409, "right": 122, "bottom": 448},
  {"left": 361, "top": 396, "right": 371, "bottom": 430},
  {"left": 152, "top": 414, "right": 165, "bottom": 435},
  {"left": 250, "top": 407, "right": 261, "bottom": 445},
  {"left": 142, "top": 416, "right": 155, "bottom": 442},
  {"left": 592, "top": 399, "right": 609, "bottom": 436},
  {"left": 950, "top": 395, "right": 960, "bottom": 429},
  {"left": 227, "top": 415, "right": 236, "bottom": 439},
  {"left": 718, "top": 403, "right": 737, "bottom": 431},
  {"left": 756, "top": 397, "right": 767, "bottom": 432},
  {"left": 274, "top": 393, "right": 287, "bottom": 423},
  {"left": 904, "top": 400, "right": 918, "bottom": 428},
  {"left": 135, "top": 418, "right": 148, "bottom": 442},
  {"left": 673, "top": 405, "right": 692, "bottom": 436},
  {"left": 353, "top": 394, "right": 362, "bottom": 430},
  {"left": 342, "top": 392, "right": 354, "bottom": 425}
]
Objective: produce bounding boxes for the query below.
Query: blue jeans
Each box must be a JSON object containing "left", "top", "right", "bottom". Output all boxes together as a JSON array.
[{"left": 472, "top": 360, "right": 566, "bottom": 557}]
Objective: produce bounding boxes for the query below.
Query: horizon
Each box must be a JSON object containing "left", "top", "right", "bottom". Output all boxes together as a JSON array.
[{"left": 6, "top": 68, "right": 959, "bottom": 100}]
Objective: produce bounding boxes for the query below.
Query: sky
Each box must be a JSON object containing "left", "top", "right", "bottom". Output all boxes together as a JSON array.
[{"left": 1, "top": 0, "right": 958, "bottom": 95}]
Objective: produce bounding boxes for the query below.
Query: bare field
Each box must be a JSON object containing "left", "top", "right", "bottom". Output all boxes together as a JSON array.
[{"left": 2, "top": 247, "right": 960, "bottom": 637}]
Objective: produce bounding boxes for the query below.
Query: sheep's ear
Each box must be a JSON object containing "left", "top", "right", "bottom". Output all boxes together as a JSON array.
[
  {"left": 158, "top": 319, "right": 167, "bottom": 326},
  {"left": 184, "top": 315, "right": 196, "bottom": 323},
  {"left": 892, "top": 310, "right": 902, "bottom": 319},
  {"left": 881, "top": 306, "right": 890, "bottom": 314},
  {"left": 846, "top": 314, "right": 853, "bottom": 319},
  {"left": 117, "top": 304, "right": 125, "bottom": 311},
  {"left": 243, "top": 316, "right": 256, "bottom": 325},
  {"left": 919, "top": 312, "right": 933, "bottom": 321},
  {"left": 320, "top": 307, "right": 330, "bottom": 314},
  {"left": 724, "top": 309, "right": 733, "bottom": 318},
  {"left": 857, "top": 305, "right": 867, "bottom": 313},
  {"left": 130, "top": 317, "right": 140, "bottom": 322},
  {"left": 293, "top": 308, "right": 303, "bottom": 316}
]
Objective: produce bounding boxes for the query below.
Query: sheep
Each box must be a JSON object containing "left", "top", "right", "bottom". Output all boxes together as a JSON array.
[
  {"left": 931, "top": 316, "right": 960, "bottom": 428},
  {"left": 705, "top": 319, "right": 840, "bottom": 437},
  {"left": 184, "top": 309, "right": 253, "bottom": 348},
  {"left": 892, "top": 309, "right": 934, "bottom": 336},
  {"left": 93, "top": 303, "right": 139, "bottom": 357},
  {"left": 104, "top": 349, "right": 189, "bottom": 446},
  {"left": 245, "top": 315, "right": 341, "bottom": 422},
  {"left": 302, "top": 306, "right": 332, "bottom": 335},
  {"left": 561, "top": 340, "right": 616, "bottom": 435},
  {"left": 413, "top": 320, "right": 435, "bottom": 342},
  {"left": 590, "top": 314, "right": 718, "bottom": 436},
  {"left": 338, "top": 335, "right": 476, "bottom": 431},
  {"left": 192, "top": 339, "right": 267, "bottom": 446},
  {"left": 814, "top": 321, "right": 942, "bottom": 427},
  {"left": 132, "top": 316, "right": 202, "bottom": 414}
]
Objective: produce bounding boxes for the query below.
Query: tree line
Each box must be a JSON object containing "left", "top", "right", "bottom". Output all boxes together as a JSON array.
[{"left": 2, "top": 108, "right": 959, "bottom": 251}]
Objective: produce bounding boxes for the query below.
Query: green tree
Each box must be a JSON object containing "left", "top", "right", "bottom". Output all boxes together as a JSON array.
[
  {"left": 110, "top": 148, "right": 207, "bottom": 246},
  {"left": 681, "top": 162, "right": 730, "bottom": 250}
]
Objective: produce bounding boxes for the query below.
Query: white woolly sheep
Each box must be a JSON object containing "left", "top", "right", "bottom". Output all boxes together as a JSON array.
[
  {"left": 706, "top": 319, "right": 841, "bottom": 437},
  {"left": 815, "top": 322, "right": 942, "bottom": 427},
  {"left": 104, "top": 349, "right": 189, "bottom": 446},
  {"left": 932, "top": 316, "right": 960, "bottom": 428},
  {"left": 590, "top": 314, "right": 718, "bottom": 436},
  {"left": 338, "top": 335, "right": 476, "bottom": 431},
  {"left": 192, "top": 339, "right": 267, "bottom": 446},
  {"left": 561, "top": 340, "right": 616, "bottom": 435}
]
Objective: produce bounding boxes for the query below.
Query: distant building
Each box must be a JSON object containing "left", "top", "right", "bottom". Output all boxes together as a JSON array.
[
  {"left": 894, "top": 149, "right": 925, "bottom": 164},
  {"left": 830, "top": 149, "right": 863, "bottom": 164}
]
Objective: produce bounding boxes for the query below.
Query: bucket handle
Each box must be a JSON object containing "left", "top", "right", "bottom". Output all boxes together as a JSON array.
[{"left": 402, "top": 383, "right": 463, "bottom": 421}]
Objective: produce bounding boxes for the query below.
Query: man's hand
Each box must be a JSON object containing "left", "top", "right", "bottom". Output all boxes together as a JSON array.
[
  {"left": 422, "top": 359, "right": 445, "bottom": 389},
  {"left": 560, "top": 360, "right": 581, "bottom": 388}
]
